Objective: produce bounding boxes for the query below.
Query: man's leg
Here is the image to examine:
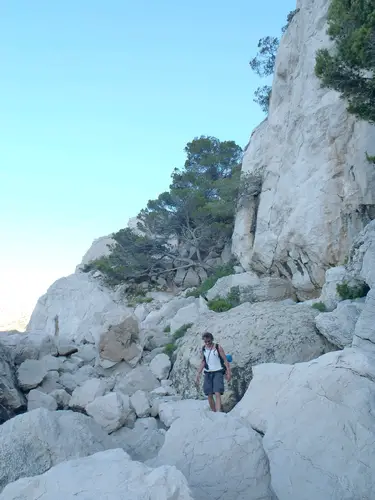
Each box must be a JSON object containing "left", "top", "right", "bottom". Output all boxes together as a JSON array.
[
  {"left": 208, "top": 395, "right": 216, "bottom": 411},
  {"left": 203, "top": 373, "right": 215, "bottom": 411},
  {"left": 214, "top": 392, "right": 221, "bottom": 412},
  {"left": 213, "top": 371, "right": 225, "bottom": 412}
]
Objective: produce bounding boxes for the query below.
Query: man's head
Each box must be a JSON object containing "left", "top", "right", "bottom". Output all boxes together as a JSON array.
[{"left": 202, "top": 332, "right": 214, "bottom": 346}]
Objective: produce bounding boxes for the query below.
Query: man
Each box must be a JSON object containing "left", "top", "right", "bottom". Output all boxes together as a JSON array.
[{"left": 195, "top": 332, "right": 231, "bottom": 412}]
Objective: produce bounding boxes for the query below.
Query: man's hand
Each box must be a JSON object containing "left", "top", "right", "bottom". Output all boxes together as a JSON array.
[
  {"left": 225, "top": 372, "right": 231, "bottom": 382},
  {"left": 195, "top": 373, "right": 201, "bottom": 386}
]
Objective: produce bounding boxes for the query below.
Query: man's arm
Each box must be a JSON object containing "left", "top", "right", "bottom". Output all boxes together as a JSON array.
[
  {"left": 195, "top": 359, "right": 205, "bottom": 382},
  {"left": 218, "top": 346, "right": 231, "bottom": 380}
]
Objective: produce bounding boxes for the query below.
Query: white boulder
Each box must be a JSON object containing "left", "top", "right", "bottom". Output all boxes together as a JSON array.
[
  {"left": 69, "top": 378, "right": 107, "bottom": 410},
  {"left": 50, "top": 389, "right": 71, "bottom": 409},
  {"left": 150, "top": 353, "right": 171, "bottom": 380},
  {"left": 130, "top": 390, "right": 151, "bottom": 418},
  {"left": 158, "top": 399, "right": 209, "bottom": 428},
  {"left": 115, "top": 365, "right": 160, "bottom": 396},
  {"left": 206, "top": 272, "right": 293, "bottom": 303},
  {"left": 0, "top": 408, "right": 114, "bottom": 493},
  {"left": 315, "top": 299, "right": 365, "bottom": 348},
  {"left": 112, "top": 417, "right": 166, "bottom": 462},
  {"left": 86, "top": 392, "right": 130, "bottom": 433},
  {"left": 169, "top": 299, "right": 208, "bottom": 333},
  {"left": 27, "top": 389, "right": 57, "bottom": 411},
  {"left": 0, "top": 449, "right": 193, "bottom": 500},
  {"left": 17, "top": 359, "right": 48, "bottom": 391},
  {"left": 232, "top": 348, "right": 375, "bottom": 500},
  {"left": 151, "top": 412, "right": 273, "bottom": 500}
]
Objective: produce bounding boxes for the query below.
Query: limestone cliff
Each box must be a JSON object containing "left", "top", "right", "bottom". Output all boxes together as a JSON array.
[{"left": 232, "top": 0, "right": 375, "bottom": 300}]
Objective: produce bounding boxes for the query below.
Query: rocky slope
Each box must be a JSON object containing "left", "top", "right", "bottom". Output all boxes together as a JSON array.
[
  {"left": 232, "top": 0, "right": 375, "bottom": 300},
  {"left": 1, "top": 0, "right": 375, "bottom": 498}
]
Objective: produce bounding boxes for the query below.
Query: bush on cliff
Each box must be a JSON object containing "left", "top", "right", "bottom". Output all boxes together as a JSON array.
[{"left": 315, "top": 0, "right": 375, "bottom": 123}]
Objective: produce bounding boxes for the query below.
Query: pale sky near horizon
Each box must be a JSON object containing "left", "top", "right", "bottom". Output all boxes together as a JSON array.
[{"left": 0, "top": 0, "right": 295, "bottom": 321}]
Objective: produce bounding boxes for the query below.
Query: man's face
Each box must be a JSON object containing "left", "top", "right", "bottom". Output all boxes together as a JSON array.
[{"left": 203, "top": 336, "right": 213, "bottom": 347}]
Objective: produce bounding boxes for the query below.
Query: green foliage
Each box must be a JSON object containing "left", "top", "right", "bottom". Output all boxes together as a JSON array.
[
  {"left": 172, "top": 323, "right": 193, "bottom": 341},
  {"left": 249, "top": 9, "right": 300, "bottom": 113},
  {"left": 254, "top": 85, "right": 272, "bottom": 114},
  {"left": 185, "top": 263, "right": 235, "bottom": 298},
  {"left": 163, "top": 325, "right": 171, "bottom": 333},
  {"left": 208, "top": 298, "right": 233, "bottom": 312},
  {"left": 250, "top": 36, "right": 279, "bottom": 78},
  {"left": 336, "top": 281, "right": 370, "bottom": 300},
  {"left": 366, "top": 152, "right": 375, "bottom": 164},
  {"left": 312, "top": 302, "right": 327, "bottom": 312},
  {"left": 163, "top": 323, "right": 193, "bottom": 358},
  {"left": 208, "top": 286, "right": 241, "bottom": 312},
  {"left": 163, "top": 343, "right": 177, "bottom": 358},
  {"left": 315, "top": 0, "right": 375, "bottom": 122},
  {"left": 282, "top": 9, "right": 300, "bottom": 33},
  {"left": 84, "top": 137, "right": 242, "bottom": 287}
]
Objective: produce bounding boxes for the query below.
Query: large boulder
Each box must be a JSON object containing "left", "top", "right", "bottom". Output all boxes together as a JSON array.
[
  {"left": 0, "top": 341, "right": 25, "bottom": 423},
  {"left": 347, "top": 220, "right": 375, "bottom": 288},
  {"left": 0, "top": 408, "right": 114, "bottom": 492},
  {"left": 98, "top": 311, "right": 143, "bottom": 368},
  {"left": 115, "top": 365, "right": 160, "bottom": 396},
  {"left": 16, "top": 358, "right": 49, "bottom": 391},
  {"left": 158, "top": 399, "right": 209, "bottom": 428},
  {"left": 112, "top": 417, "right": 166, "bottom": 462},
  {"left": 353, "top": 288, "right": 375, "bottom": 352},
  {"left": 0, "top": 332, "right": 57, "bottom": 366},
  {"left": 26, "top": 273, "right": 142, "bottom": 364},
  {"left": 27, "top": 389, "right": 58, "bottom": 411},
  {"left": 86, "top": 392, "right": 131, "bottom": 433},
  {"left": 170, "top": 302, "right": 335, "bottom": 405},
  {"left": 231, "top": 0, "right": 375, "bottom": 300},
  {"left": 68, "top": 378, "right": 107, "bottom": 410},
  {"left": 150, "top": 412, "right": 274, "bottom": 500},
  {"left": 232, "top": 348, "right": 375, "bottom": 500},
  {"left": 141, "top": 296, "right": 196, "bottom": 330},
  {"left": 315, "top": 299, "right": 365, "bottom": 348},
  {"left": 206, "top": 272, "right": 293, "bottom": 303},
  {"left": 150, "top": 353, "right": 171, "bottom": 380},
  {"left": 75, "top": 234, "right": 115, "bottom": 271},
  {"left": 0, "top": 449, "right": 193, "bottom": 500},
  {"left": 169, "top": 298, "right": 209, "bottom": 333}
]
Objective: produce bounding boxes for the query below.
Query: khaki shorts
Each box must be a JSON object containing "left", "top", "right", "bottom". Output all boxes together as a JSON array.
[{"left": 203, "top": 370, "right": 224, "bottom": 395}]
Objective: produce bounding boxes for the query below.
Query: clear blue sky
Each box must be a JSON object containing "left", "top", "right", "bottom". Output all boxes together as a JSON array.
[{"left": 0, "top": 0, "right": 295, "bottom": 317}]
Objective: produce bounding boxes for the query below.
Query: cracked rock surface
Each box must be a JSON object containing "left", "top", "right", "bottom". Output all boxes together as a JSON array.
[
  {"left": 0, "top": 449, "right": 193, "bottom": 500},
  {"left": 232, "top": 348, "right": 375, "bottom": 499},
  {"left": 0, "top": 408, "right": 114, "bottom": 493},
  {"left": 150, "top": 411, "right": 275, "bottom": 500}
]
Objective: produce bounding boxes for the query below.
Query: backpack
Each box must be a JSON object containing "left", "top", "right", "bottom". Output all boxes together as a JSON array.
[{"left": 202, "top": 343, "right": 232, "bottom": 374}]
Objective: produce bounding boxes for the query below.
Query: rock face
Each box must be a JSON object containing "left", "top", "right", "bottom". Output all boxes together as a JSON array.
[
  {"left": 232, "top": 348, "right": 375, "bottom": 500},
  {"left": 206, "top": 272, "right": 293, "bottom": 303},
  {"left": 112, "top": 418, "right": 166, "bottom": 462},
  {"left": 0, "top": 342, "right": 25, "bottom": 423},
  {"left": 170, "top": 302, "right": 335, "bottom": 404},
  {"left": 0, "top": 449, "right": 193, "bottom": 500},
  {"left": 315, "top": 299, "right": 365, "bottom": 348},
  {"left": 76, "top": 234, "right": 115, "bottom": 271},
  {"left": 26, "top": 273, "right": 143, "bottom": 367},
  {"left": 151, "top": 412, "right": 274, "bottom": 500},
  {"left": 0, "top": 408, "right": 114, "bottom": 493},
  {"left": 26, "top": 273, "right": 132, "bottom": 345},
  {"left": 232, "top": 0, "right": 375, "bottom": 300}
]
